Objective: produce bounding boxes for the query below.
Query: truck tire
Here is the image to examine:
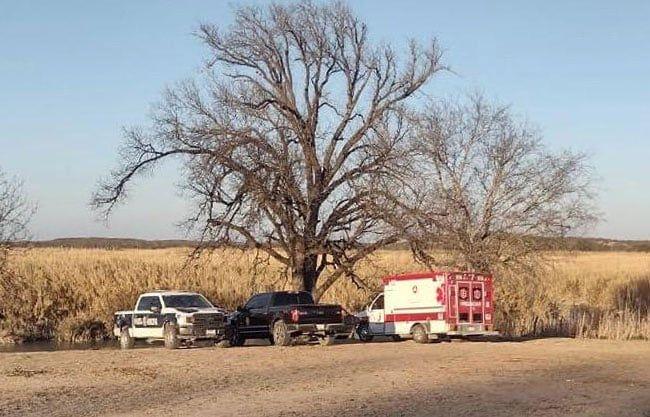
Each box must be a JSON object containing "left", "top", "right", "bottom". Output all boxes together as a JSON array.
[
  {"left": 356, "top": 323, "right": 374, "bottom": 342},
  {"left": 319, "top": 335, "right": 336, "bottom": 346},
  {"left": 216, "top": 339, "right": 231, "bottom": 348},
  {"left": 412, "top": 324, "right": 429, "bottom": 344},
  {"left": 120, "top": 328, "right": 134, "bottom": 350},
  {"left": 230, "top": 331, "right": 245, "bottom": 347},
  {"left": 164, "top": 324, "right": 180, "bottom": 349},
  {"left": 391, "top": 334, "right": 403, "bottom": 342},
  {"left": 272, "top": 320, "right": 292, "bottom": 347}
]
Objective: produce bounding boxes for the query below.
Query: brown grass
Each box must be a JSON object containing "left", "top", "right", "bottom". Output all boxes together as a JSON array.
[{"left": 1, "top": 248, "right": 648, "bottom": 342}]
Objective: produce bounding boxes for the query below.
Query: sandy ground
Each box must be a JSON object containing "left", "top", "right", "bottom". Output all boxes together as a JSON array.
[{"left": 0, "top": 338, "right": 648, "bottom": 417}]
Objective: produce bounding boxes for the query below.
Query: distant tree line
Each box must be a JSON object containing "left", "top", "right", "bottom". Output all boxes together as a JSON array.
[{"left": 26, "top": 237, "right": 650, "bottom": 253}]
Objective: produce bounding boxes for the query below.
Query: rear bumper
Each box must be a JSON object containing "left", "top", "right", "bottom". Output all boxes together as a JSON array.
[
  {"left": 445, "top": 323, "right": 498, "bottom": 337},
  {"left": 287, "top": 323, "right": 354, "bottom": 336}
]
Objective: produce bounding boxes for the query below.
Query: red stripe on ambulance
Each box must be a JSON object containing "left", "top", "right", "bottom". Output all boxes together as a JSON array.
[{"left": 385, "top": 312, "right": 445, "bottom": 322}]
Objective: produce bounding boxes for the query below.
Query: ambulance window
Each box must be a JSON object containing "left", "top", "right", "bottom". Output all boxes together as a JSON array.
[{"left": 371, "top": 294, "right": 384, "bottom": 310}]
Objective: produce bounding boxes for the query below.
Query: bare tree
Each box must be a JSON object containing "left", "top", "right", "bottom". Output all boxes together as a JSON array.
[
  {"left": 93, "top": 2, "right": 444, "bottom": 298},
  {"left": 0, "top": 168, "right": 33, "bottom": 249},
  {"left": 0, "top": 167, "right": 34, "bottom": 287},
  {"left": 408, "top": 95, "right": 597, "bottom": 272}
]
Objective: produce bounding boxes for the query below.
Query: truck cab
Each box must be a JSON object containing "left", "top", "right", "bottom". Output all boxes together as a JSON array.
[
  {"left": 114, "top": 291, "right": 227, "bottom": 349},
  {"left": 356, "top": 271, "right": 498, "bottom": 343}
]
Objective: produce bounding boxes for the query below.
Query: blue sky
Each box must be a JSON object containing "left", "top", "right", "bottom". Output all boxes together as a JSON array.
[{"left": 1, "top": 1, "right": 648, "bottom": 240}]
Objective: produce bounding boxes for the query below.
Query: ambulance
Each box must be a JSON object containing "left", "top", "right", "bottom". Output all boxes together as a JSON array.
[{"left": 355, "top": 271, "right": 498, "bottom": 343}]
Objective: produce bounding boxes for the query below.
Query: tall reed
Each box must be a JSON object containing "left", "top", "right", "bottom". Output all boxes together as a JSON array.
[{"left": 1, "top": 248, "right": 648, "bottom": 342}]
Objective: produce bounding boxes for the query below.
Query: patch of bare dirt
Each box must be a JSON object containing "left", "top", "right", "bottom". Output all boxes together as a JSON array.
[{"left": 0, "top": 339, "right": 648, "bottom": 417}]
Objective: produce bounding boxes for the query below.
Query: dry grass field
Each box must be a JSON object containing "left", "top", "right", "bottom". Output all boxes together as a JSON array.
[{"left": 1, "top": 248, "right": 649, "bottom": 342}]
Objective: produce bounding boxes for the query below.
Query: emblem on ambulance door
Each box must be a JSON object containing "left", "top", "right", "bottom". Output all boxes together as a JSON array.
[
  {"left": 459, "top": 287, "right": 469, "bottom": 300},
  {"left": 472, "top": 288, "right": 483, "bottom": 301}
]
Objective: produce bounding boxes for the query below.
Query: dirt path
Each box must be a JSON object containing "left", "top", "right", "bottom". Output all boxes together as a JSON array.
[{"left": 0, "top": 338, "right": 648, "bottom": 417}]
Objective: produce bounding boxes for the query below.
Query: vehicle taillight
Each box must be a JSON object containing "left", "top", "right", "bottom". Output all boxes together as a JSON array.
[{"left": 291, "top": 309, "right": 300, "bottom": 323}]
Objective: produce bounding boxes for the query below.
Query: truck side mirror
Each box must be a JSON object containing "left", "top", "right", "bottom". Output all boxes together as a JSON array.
[{"left": 237, "top": 306, "right": 246, "bottom": 312}]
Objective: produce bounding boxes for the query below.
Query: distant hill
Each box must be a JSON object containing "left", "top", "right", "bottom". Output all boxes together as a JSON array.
[
  {"left": 536, "top": 236, "right": 650, "bottom": 252},
  {"left": 30, "top": 237, "right": 198, "bottom": 249},
  {"left": 26, "top": 236, "right": 650, "bottom": 252}
]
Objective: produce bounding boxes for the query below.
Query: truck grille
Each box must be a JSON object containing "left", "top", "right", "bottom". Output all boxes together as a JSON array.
[
  {"left": 196, "top": 313, "right": 225, "bottom": 328},
  {"left": 192, "top": 313, "right": 225, "bottom": 335}
]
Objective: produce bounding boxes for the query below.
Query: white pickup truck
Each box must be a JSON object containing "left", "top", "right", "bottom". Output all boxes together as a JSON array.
[{"left": 113, "top": 291, "right": 228, "bottom": 349}]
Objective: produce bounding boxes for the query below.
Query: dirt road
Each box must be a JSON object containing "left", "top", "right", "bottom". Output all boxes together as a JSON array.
[{"left": 0, "top": 338, "right": 648, "bottom": 417}]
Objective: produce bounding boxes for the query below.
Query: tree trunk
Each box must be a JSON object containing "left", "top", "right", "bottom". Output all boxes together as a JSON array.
[{"left": 292, "top": 253, "right": 319, "bottom": 294}]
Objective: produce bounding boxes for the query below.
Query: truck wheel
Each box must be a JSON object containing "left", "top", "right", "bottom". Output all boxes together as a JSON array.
[
  {"left": 216, "top": 339, "right": 231, "bottom": 348},
  {"left": 272, "top": 320, "right": 292, "bottom": 347},
  {"left": 356, "top": 323, "right": 373, "bottom": 342},
  {"left": 164, "top": 324, "right": 180, "bottom": 349},
  {"left": 412, "top": 324, "right": 429, "bottom": 344},
  {"left": 319, "top": 335, "right": 336, "bottom": 346},
  {"left": 120, "top": 328, "right": 134, "bottom": 350},
  {"left": 391, "top": 334, "right": 403, "bottom": 342},
  {"left": 230, "top": 331, "right": 245, "bottom": 347}
]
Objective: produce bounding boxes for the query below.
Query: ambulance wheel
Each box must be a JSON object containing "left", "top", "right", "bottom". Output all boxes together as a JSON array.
[
  {"left": 120, "top": 328, "right": 134, "bottom": 350},
  {"left": 412, "top": 324, "right": 429, "bottom": 344},
  {"left": 391, "top": 334, "right": 403, "bottom": 342},
  {"left": 163, "top": 324, "right": 180, "bottom": 349},
  {"left": 356, "top": 323, "right": 373, "bottom": 342}
]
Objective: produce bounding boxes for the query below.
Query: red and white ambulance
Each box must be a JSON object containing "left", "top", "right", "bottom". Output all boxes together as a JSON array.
[{"left": 355, "top": 271, "right": 498, "bottom": 343}]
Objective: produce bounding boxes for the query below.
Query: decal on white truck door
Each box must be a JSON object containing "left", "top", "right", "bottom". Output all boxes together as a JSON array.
[{"left": 133, "top": 317, "right": 159, "bottom": 327}]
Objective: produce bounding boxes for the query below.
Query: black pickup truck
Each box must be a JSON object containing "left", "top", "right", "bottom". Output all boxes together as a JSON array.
[{"left": 228, "top": 291, "right": 354, "bottom": 346}]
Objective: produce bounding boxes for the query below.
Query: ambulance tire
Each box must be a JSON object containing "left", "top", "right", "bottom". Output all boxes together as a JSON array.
[
  {"left": 391, "top": 334, "right": 403, "bottom": 342},
  {"left": 411, "top": 324, "right": 429, "bottom": 344},
  {"left": 356, "top": 323, "right": 373, "bottom": 342}
]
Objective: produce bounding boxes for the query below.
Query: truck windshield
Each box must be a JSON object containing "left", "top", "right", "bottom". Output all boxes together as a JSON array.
[
  {"left": 273, "top": 292, "right": 314, "bottom": 306},
  {"left": 163, "top": 295, "right": 213, "bottom": 308}
]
